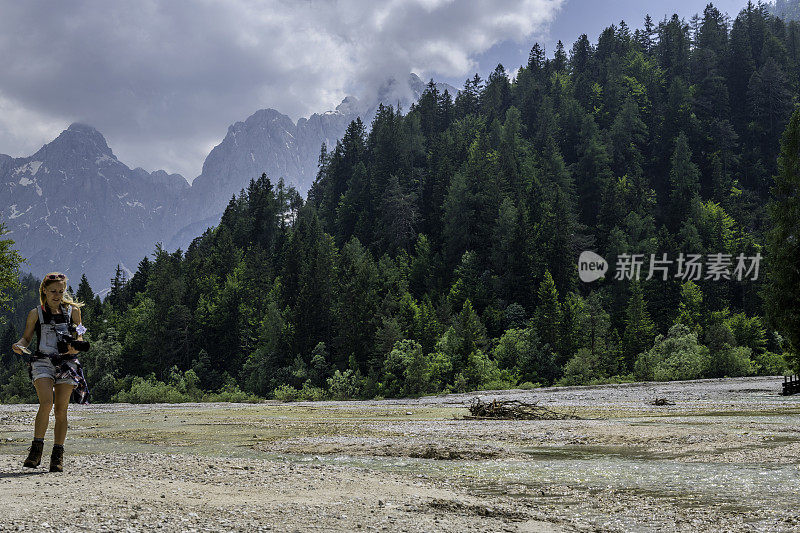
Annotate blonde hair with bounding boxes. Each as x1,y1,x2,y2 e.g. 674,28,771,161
39,272,85,309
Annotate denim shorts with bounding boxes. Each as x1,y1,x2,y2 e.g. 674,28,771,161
31,357,78,386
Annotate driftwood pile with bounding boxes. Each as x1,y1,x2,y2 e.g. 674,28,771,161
651,398,675,406
465,398,581,420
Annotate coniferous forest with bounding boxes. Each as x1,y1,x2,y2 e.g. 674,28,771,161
1,2,799,403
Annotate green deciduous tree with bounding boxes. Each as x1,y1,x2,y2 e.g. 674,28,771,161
0,224,22,320
634,323,711,381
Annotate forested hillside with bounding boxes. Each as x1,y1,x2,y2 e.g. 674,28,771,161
1,2,797,403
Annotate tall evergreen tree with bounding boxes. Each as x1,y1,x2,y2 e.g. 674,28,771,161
622,281,656,371
534,271,563,366
334,238,380,373
766,108,800,369
669,132,702,231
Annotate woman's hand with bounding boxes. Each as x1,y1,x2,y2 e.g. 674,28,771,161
17,310,37,357
12,342,30,355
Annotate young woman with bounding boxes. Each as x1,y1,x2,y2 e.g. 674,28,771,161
11,272,89,472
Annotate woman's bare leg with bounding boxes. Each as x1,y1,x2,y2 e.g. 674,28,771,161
53,383,75,445
33,378,54,439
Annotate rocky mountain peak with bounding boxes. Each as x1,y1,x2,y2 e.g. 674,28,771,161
335,96,361,115
33,122,115,163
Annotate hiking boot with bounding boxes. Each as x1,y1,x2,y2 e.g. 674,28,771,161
23,440,44,468
49,445,64,472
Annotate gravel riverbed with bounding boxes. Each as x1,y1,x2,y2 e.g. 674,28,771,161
1,376,799,532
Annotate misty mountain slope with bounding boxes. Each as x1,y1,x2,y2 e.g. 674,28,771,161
2,74,455,289
166,73,456,251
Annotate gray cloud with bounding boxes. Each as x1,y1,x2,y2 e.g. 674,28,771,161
0,0,563,181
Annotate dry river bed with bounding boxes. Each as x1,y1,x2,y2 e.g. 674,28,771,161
1,376,799,532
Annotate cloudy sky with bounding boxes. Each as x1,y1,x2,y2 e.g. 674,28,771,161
0,0,749,182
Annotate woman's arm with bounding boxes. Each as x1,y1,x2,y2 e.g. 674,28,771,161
12,308,38,354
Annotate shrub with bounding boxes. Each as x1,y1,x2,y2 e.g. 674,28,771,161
205,385,259,403
461,349,509,390
90,373,119,403
752,351,790,375
298,381,326,401
382,340,432,397
702,323,755,378
272,384,300,402
451,372,468,393
557,348,608,386
634,324,710,381
493,327,555,384
725,312,767,356
166,366,203,400
0,362,37,403
112,374,188,403
425,351,453,393
326,369,362,400
708,345,753,378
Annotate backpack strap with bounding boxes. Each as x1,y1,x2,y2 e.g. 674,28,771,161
37,305,45,326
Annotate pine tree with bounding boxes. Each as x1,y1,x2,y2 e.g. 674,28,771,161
529,136,583,293
609,96,647,180
552,41,568,73
643,14,657,55
766,108,800,369
454,74,482,118
534,271,562,363
491,197,530,307
622,281,656,371
443,138,501,271
482,64,512,124
698,4,729,59
573,114,612,227
658,14,691,79
285,207,338,364
747,58,793,187
580,291,614,370
75,274,93,307
527,43,546,77
728,14,757,132
452,299,489,372
677,281,705,336
334,238,380,373
377,175,418,254
107,265,127,312
321,119,367,231
669,132,701,231
415,79,440,145
570,34,595,108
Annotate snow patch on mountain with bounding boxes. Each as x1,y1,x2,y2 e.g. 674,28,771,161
14,161,43,176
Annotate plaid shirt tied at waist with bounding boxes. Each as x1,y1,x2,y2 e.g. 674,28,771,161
29,352,91,404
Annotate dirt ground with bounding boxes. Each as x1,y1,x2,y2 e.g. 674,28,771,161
1,376,799,532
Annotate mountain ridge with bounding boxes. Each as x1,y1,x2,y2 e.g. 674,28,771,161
1,74,457,290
